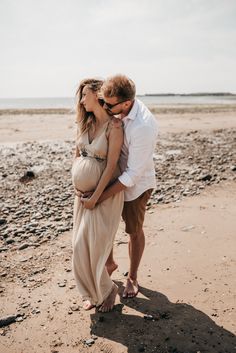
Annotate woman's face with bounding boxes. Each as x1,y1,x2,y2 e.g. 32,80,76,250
80,85,97,112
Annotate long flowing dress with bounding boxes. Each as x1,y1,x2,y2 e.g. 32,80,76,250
71,121,124,306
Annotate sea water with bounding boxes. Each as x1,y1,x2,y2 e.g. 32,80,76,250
0,95,236,109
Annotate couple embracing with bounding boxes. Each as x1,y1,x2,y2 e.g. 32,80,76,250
72,74,158,313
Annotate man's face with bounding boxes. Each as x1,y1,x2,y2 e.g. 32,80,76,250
102,96,128,116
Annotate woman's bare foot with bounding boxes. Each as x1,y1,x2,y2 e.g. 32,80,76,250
122,278,139,298
98,284,118,312
106,262,118,276
83,300,95,311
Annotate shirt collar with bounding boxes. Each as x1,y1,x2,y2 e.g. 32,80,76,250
123,99,138,123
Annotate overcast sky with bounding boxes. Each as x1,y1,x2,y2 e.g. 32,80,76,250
0,0,236,97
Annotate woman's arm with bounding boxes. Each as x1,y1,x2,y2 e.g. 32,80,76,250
81,120,123,209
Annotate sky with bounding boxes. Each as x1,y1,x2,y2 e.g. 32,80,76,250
0,0,236,98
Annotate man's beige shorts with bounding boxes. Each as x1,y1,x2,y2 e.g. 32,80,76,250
122,189,153,234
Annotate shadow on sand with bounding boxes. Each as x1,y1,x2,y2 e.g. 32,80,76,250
90,283,235,353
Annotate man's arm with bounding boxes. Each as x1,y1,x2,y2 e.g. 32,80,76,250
97,125,156,204
97,180,126,204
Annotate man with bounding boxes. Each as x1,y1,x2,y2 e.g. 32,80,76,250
97,74,158,298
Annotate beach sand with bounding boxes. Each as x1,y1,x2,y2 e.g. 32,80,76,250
0,106,236,353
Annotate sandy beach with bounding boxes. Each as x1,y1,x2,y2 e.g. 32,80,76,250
0,105,236,353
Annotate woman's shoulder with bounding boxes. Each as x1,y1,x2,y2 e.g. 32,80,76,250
106,117,123,140
109,116,123,129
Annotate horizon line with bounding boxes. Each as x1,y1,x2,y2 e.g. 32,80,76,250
0,92,236,99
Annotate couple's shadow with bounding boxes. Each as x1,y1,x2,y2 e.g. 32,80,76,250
90,283,235,353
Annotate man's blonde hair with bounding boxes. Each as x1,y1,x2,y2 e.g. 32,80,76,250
102,74,136,101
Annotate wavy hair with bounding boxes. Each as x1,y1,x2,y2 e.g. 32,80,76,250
101,74,136,101
76,78,104,134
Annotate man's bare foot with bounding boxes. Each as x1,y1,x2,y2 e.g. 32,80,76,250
98,284,118,312
106,262,118,276
122,278,139,298
83,300,95,311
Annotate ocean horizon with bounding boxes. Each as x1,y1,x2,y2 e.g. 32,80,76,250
0,94,236,109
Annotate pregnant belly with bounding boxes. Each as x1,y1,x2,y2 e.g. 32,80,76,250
72,157,104,192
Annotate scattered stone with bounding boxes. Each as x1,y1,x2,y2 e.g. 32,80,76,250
0,219,7,225
58,283,66,288
181,225,195,232
15,316,24,322
0,314,22,327
0,272,7,277
144,314,154,320
18,243,30,250
19,170,36,183
5,238,15,244
198,174,212,181
85,338,95,346
0,129,235,253
70,305,80,312
0,247,8,253
91,335,98,340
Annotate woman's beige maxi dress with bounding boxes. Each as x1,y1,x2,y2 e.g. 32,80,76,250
71,121,124,307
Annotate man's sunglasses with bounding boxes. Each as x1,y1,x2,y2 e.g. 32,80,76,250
98,98,128,110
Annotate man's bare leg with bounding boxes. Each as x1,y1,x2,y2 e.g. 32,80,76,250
105,249,118,276
123,229,145,298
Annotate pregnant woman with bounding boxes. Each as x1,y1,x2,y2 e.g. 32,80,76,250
72,78,124,312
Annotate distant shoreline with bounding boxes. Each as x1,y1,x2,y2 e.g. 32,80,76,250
141,92,236,97
0,93,236,100
1,94,236,111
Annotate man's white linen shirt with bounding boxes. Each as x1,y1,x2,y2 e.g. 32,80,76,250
118,99,158,201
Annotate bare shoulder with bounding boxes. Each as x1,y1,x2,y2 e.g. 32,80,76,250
110,117,123,129
106,117,123,138
106,118,123,144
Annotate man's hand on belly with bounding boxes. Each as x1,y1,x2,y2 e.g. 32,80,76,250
81,195,96,210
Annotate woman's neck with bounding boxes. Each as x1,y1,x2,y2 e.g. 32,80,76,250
93,106,110,126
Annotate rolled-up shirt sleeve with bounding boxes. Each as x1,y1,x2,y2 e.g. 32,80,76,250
118,125,156,188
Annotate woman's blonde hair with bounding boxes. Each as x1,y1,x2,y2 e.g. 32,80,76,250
76,78,104,134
